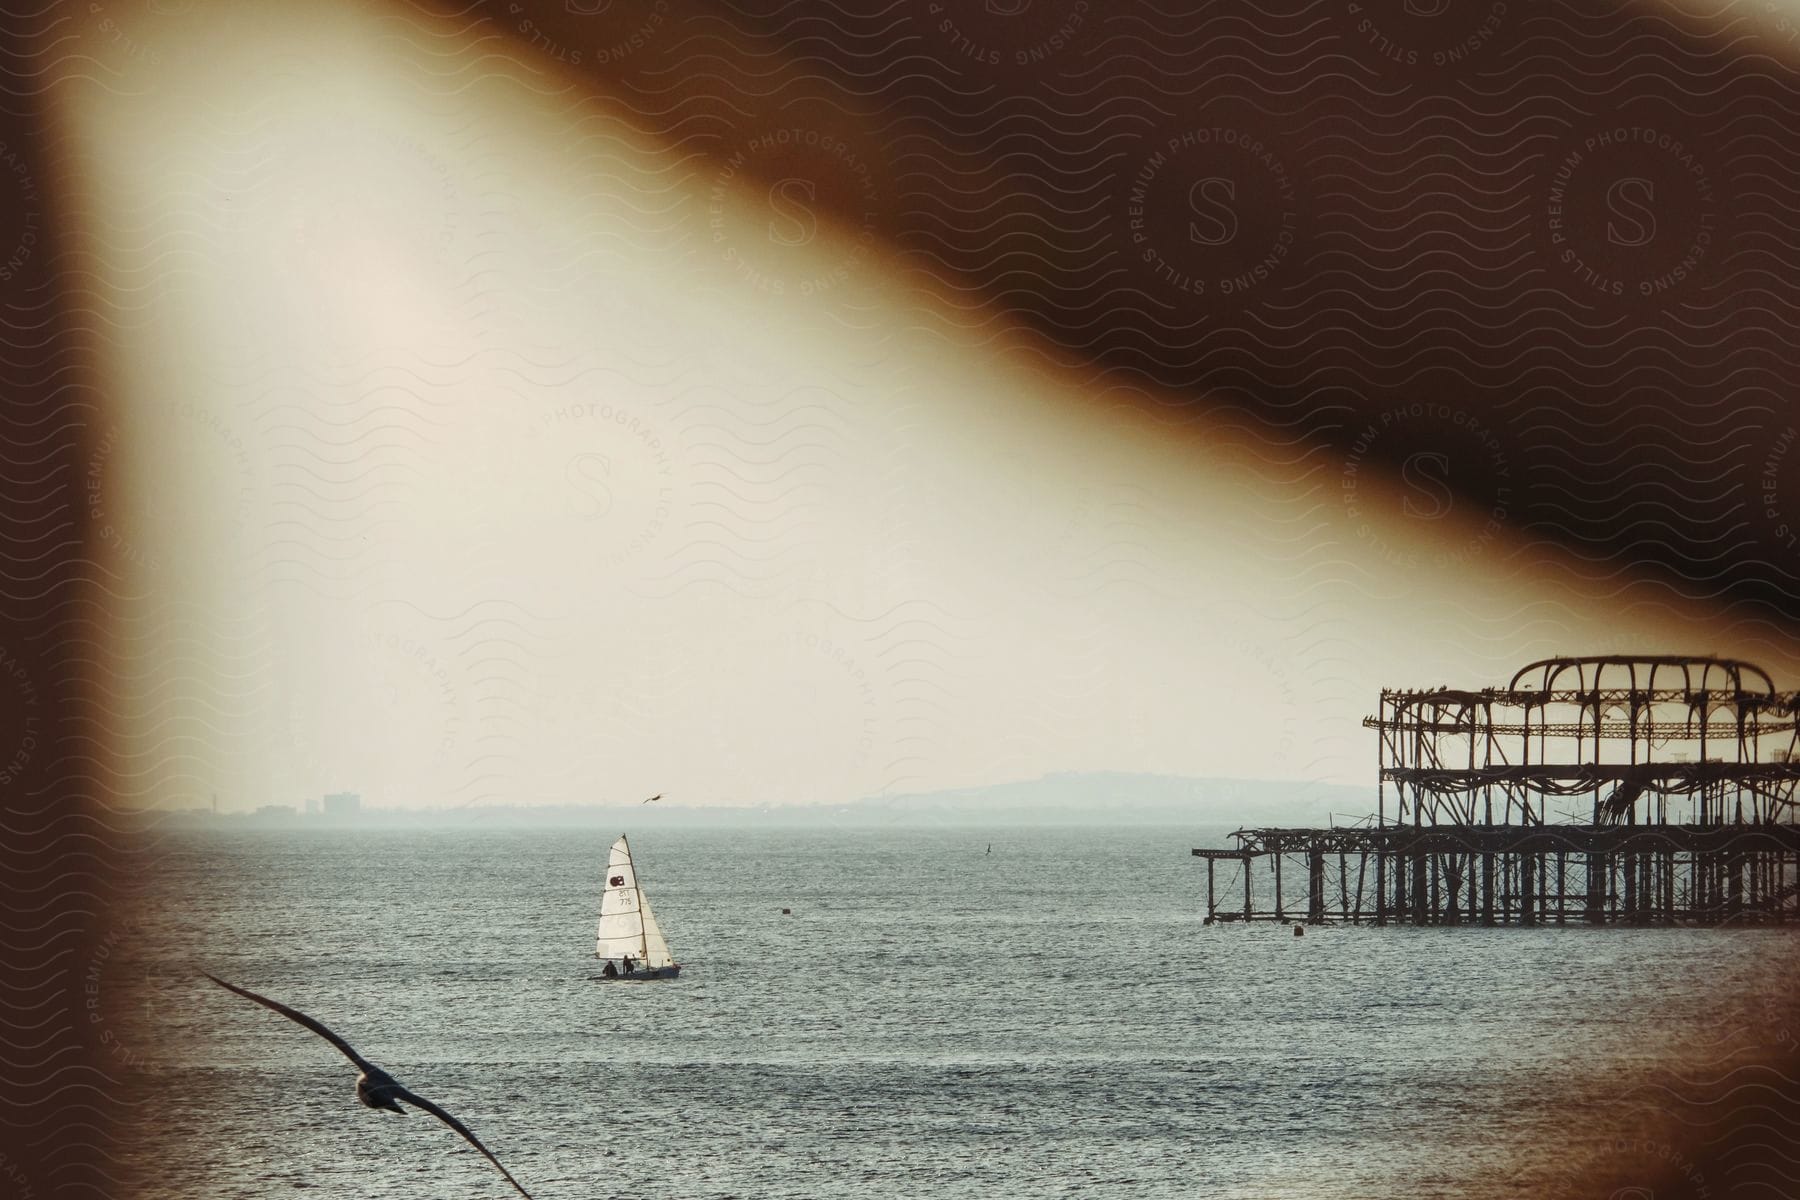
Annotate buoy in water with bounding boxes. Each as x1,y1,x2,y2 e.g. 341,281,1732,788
1293,924,1305,937
781,907,792,915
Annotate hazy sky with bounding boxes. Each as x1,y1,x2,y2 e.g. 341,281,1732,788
57,0,1800,810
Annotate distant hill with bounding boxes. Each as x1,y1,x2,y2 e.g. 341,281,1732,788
842,772,1372,827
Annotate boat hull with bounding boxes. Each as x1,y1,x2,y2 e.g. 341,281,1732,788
594,963,681,981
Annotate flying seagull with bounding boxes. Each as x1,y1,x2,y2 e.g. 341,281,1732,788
202,972,534,1198
642,793,662,804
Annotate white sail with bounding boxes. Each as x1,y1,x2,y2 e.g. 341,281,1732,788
595,834,676,969
638,891,674,968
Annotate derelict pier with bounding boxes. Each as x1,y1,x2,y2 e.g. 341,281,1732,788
1194,656,1800,925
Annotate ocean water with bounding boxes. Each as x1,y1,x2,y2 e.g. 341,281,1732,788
109,825,1798,1199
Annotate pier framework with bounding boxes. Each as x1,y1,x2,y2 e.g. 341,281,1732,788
1195,657,1800,925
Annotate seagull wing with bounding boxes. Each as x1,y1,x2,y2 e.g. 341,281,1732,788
642,793,661,803
202,972,374,1073
391,1083,534,1199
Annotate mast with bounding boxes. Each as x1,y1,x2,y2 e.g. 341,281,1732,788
628,835,650,962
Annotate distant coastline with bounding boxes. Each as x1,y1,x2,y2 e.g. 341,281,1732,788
122,771,1370,830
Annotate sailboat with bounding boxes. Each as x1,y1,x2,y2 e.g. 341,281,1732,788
595,834,680,980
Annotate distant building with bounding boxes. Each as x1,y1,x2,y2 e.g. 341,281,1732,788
322,791,361,816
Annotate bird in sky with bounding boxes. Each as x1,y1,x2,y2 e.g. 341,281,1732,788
642,793,662,804
202,972,534,1198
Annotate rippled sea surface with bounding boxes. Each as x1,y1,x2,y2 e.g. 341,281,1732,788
113,825,1798,1199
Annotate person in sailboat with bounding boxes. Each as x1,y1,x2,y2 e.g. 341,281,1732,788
601,960,618,979
620,954,636,976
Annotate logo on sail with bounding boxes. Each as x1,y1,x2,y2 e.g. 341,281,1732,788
609,874,625,887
